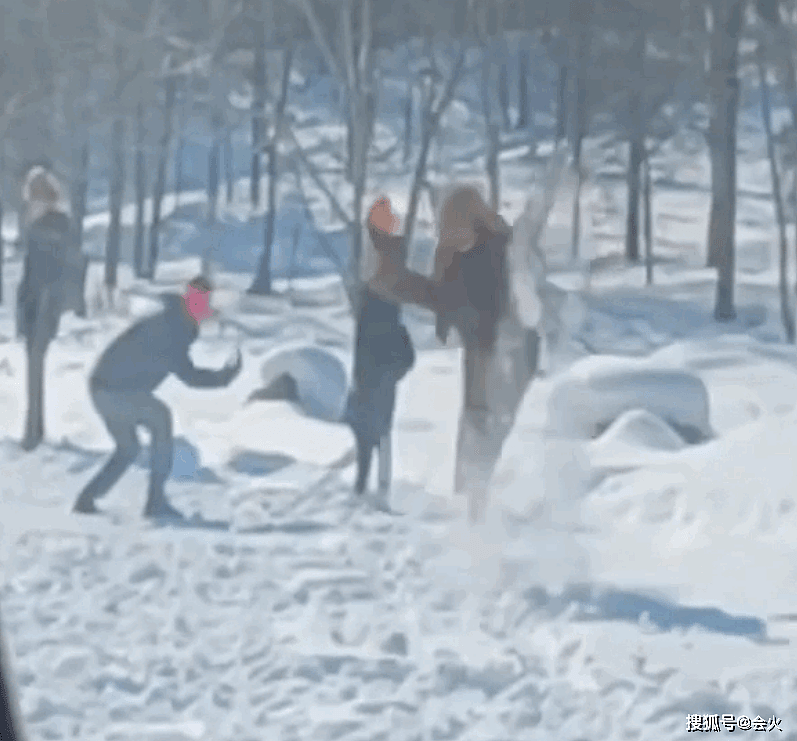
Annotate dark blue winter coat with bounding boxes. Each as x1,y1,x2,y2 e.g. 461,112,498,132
344,289,415,445
90,294,236,393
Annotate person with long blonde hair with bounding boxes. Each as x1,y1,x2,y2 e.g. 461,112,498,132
433,185,512,413
17,166,74,450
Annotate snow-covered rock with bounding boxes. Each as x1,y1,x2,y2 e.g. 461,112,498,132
546,355,712,442
258,343,350,423
593,408,687,453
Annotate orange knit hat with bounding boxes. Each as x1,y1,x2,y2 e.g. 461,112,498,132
368,196,400,235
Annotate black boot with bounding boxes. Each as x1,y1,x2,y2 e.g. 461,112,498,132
72,494,99,514
143,486,184,520
354,434,374,495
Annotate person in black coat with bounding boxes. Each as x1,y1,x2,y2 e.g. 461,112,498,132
17,167,78,451
73,276,242,520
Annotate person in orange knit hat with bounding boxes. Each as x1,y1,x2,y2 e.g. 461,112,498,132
344,196,465,503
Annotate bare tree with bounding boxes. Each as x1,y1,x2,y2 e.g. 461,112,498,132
224,125,235,203
757,36,794,340
753,0,797,309
568,0,592,260
250,42,295,295
297,0,378,304
250,2,266,208
479,1,504,212
97,0,168,293
133,96,148,277
145,71,177,278
517,46,530,130
625,25,646,263
707,0,744,321
400,47,468,264
105,64,127,293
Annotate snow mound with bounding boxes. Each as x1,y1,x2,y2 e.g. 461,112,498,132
546,355,711,442
258,343,350,423
594,408,687,452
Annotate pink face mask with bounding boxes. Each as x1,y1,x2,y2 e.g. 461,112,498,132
184,286,213,322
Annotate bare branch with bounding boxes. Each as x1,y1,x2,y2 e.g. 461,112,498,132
295,0,344,84
291,163,358,309
284,127,353,227
357,0,373,86
341,0,359,97
402,42,469,254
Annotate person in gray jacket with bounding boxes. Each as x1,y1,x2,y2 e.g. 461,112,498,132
73,276,242,520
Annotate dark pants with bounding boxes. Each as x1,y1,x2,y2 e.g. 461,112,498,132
74,386,173,514
346,376,397,494
353,431,391,494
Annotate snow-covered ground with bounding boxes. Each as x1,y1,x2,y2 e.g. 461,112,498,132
4,44,797,741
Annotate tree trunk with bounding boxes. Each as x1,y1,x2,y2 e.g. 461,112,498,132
403,47,468,265
517,48,530,130
72,139,90,316
0,145,4,305
758,48,794,341
625,133,643,263
570,25,590,260
250,19,266,208
0,196,4,306
644,152,654,285
146,76,176,280
104,116,126,291
708,0,743,321
250,45,294,296
571,163,583,261
133,100,147,278
208,109,223,225
403,79,413,164
556,63,567,141
487,122,500,212
174,81,187,208
483,42,501,218
224,127,234,204
625,27,646,263
765,15,797,304
499,62,511,130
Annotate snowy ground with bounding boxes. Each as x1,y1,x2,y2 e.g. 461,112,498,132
4,50,797,740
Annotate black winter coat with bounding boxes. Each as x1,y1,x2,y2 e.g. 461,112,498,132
344,289,415,444
17,211,72,343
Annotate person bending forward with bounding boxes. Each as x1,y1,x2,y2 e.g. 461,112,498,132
73,277,242,519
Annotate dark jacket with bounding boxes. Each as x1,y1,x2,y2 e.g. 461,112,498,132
437,223,510,350
345,289,415,444
90,294,235,393
353,290,415,390
17,211,72,343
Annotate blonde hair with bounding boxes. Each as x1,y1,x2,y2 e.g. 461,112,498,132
22,166,70,225
435,184,499,280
